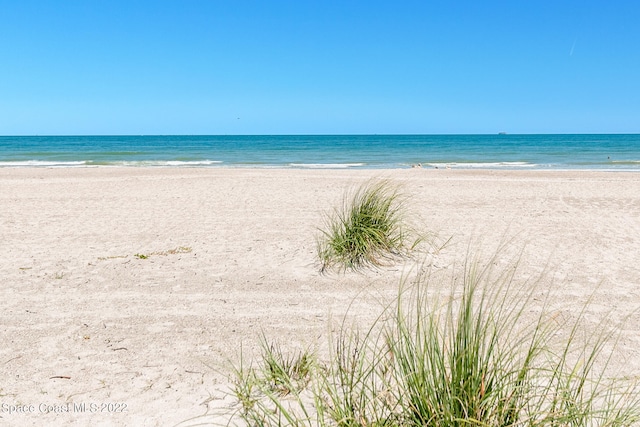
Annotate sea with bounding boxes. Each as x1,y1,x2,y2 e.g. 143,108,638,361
1,134,640,170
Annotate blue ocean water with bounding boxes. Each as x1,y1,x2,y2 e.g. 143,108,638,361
1,134,639,170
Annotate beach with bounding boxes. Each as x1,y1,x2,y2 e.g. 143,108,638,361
1,167,639,426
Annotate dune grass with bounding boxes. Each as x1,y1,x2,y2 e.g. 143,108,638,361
317,179,421,273
227,258,640,426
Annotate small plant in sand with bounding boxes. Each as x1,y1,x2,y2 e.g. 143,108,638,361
226,257,640,426
317,179,420,272
230,339,315,422
260,343,314,397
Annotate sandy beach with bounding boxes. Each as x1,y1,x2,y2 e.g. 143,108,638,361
1,167,639,426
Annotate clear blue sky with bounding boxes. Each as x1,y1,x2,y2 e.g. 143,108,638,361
1,1,638,135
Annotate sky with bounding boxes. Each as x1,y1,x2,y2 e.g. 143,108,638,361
1,1,639,135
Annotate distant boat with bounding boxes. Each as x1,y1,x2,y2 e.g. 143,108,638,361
498,132,507,135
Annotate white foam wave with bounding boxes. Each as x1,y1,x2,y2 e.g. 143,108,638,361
159,160,222,166
0,160,89,167
109,160,223,167
425,161,537,169
0,159,226,168
288,163,365,169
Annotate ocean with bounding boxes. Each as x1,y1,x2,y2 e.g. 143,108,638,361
1,134,639,170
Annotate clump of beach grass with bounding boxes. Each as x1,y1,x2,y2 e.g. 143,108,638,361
229,338,316,424
317,179,421,272
226,256,640,426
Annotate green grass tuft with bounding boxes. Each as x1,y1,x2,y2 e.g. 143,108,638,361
227,257,640,426
317,179,419,272
229,339,316,425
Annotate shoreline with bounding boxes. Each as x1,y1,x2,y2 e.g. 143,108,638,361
3,134,640,172
1,167,639,426
3,165,640,172
2,164,640,172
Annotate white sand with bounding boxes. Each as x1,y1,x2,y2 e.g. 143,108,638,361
1,168,639,426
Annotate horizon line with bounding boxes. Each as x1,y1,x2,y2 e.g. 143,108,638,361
2,132,640,137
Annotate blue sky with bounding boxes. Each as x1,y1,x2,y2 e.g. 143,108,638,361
1,1,638,135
